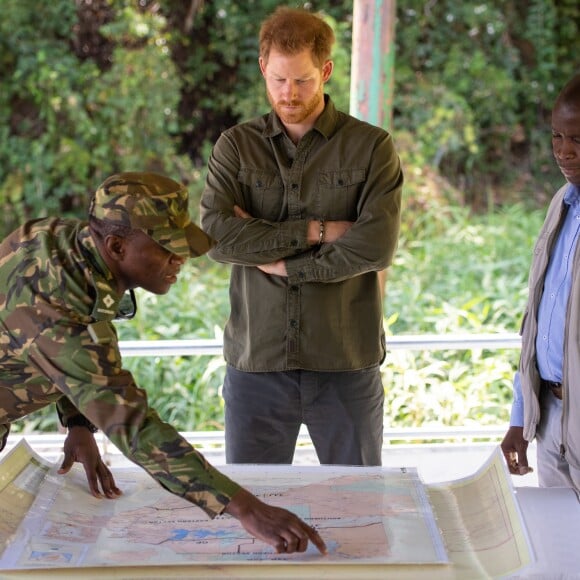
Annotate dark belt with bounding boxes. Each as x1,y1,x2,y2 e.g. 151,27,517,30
541,379,563,400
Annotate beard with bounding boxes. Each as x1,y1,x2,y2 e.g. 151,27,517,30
268,83,324,125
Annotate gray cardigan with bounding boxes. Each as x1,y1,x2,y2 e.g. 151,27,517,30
520,183,580,470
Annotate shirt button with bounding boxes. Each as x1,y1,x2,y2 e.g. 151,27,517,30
291,183,298,189
255,180,262,187
299,271,305,279
290,285,299,292
290,319,298,328
290,239,298,246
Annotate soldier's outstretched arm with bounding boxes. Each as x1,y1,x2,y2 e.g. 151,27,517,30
224,488,327,555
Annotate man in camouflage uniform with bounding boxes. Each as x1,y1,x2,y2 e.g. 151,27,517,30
0,172,326,555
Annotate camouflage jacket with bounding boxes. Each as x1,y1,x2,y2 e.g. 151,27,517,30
0,218,240,517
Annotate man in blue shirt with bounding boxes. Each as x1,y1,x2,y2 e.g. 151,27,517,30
501,74,580,491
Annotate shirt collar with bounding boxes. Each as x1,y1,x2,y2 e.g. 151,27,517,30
563,183,580,207
78,225,137,321
313,95,338,139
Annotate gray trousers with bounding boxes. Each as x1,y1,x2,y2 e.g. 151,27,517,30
223,365,384,466
536,388,580,491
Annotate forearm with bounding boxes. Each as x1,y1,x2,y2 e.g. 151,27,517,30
205,215,313,266
509,372,524,427
73,384,241,517
285,139,402,284
72,378,241,518
201,135,321,265
285,203,401,285
33,337,241,518
113,411,241,518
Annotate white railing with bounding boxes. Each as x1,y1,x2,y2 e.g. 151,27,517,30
7,333,522,464
118,332,521,357
5,424,510,468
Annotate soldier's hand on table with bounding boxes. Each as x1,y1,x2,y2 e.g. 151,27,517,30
59,426,122,499
501,426,533,475
225,488,327,555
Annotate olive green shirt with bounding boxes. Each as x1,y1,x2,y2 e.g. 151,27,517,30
0,218,240,517
201,96,403,371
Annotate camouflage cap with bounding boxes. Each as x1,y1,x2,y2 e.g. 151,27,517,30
89,172,213,259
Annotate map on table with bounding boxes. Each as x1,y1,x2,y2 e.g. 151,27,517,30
0,440,448,569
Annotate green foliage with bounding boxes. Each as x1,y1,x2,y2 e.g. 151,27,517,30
381,186,546,429
394,0,578,200
0,0,193,234
2,0,578,235
384,347,517,429
322,12,352,114
390,202,543,334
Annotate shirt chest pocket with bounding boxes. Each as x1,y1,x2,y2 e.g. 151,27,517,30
318,169,366,220
237,169,285,221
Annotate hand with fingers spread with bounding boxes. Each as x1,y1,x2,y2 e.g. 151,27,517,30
58,426,122,499
225,488,327,555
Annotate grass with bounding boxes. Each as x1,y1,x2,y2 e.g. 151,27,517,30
382,201,545,431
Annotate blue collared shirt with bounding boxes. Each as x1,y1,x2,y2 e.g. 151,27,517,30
511,184,580,425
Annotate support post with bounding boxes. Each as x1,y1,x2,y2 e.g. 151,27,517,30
349,0,397,299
